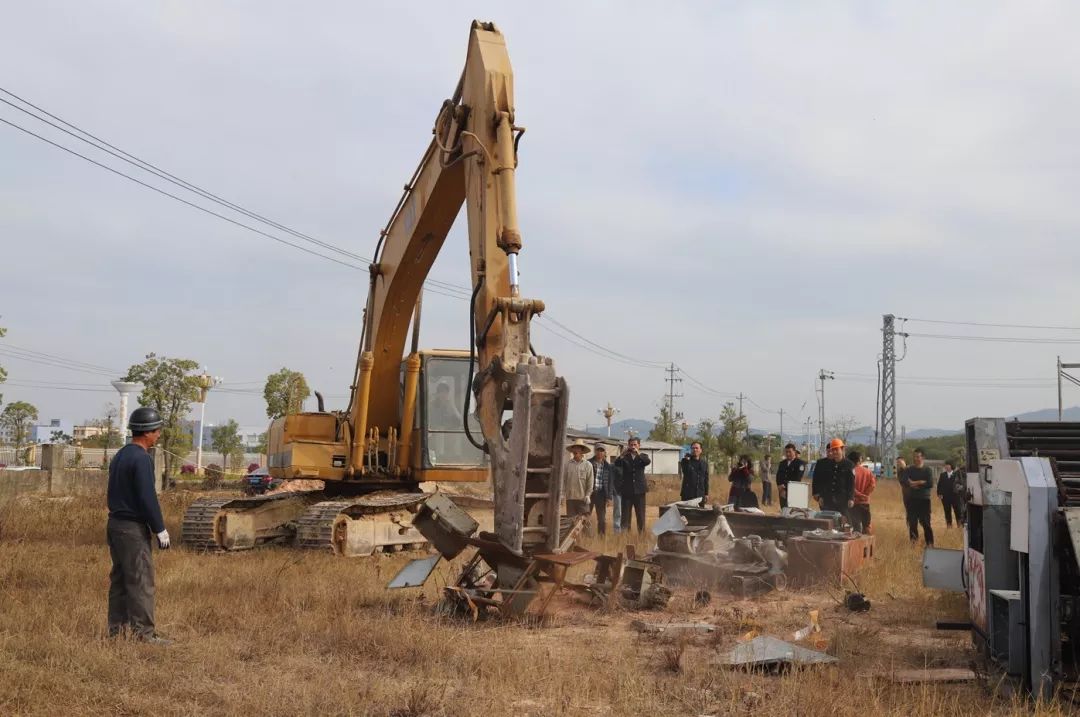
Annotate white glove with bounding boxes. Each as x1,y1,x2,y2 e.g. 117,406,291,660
156,530,171,549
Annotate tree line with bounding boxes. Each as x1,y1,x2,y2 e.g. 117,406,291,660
0,338,313,475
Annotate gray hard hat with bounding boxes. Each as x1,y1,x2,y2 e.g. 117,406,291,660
128,406,164,432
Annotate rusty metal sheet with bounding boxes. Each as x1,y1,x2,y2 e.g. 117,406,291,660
532,550,600,567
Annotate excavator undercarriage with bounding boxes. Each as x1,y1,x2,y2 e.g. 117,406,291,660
181,491,429,557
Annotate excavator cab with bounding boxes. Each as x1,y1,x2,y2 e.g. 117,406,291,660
413,350,488,475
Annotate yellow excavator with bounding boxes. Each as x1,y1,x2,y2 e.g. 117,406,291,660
182,20,568,559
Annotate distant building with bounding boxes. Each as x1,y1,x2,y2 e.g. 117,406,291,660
73,424,106,441
565,428,681,475
31,418,75,444
185,420,267,452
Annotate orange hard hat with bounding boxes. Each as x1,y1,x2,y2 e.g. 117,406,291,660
827,438,845,450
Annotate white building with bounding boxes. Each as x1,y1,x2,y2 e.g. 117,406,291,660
31,418,75,444
565,429,681,475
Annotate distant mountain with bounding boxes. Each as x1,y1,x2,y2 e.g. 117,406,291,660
1006,406,1080,422
578,407,1080,445
579,418,655,439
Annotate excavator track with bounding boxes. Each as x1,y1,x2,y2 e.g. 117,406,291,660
180,492,316,551
295,492,430,556
181,497,235,550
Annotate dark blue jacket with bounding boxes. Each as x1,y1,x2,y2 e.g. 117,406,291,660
679,456,710,501
614,451,651,496
107,444,165,533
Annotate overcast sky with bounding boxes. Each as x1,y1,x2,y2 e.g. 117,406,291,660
2,2,1079,437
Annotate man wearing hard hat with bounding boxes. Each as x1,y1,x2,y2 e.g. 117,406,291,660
105,407,171,644
811,438,856,519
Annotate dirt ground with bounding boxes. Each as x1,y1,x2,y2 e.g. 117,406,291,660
0,480,1072,716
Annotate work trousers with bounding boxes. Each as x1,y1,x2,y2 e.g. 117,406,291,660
621,493,647,534
820,496,849,520
906,497,934,546
590,492,608,535
761,480,773,506
940,496,964,527
565,499,590,518
106,517,156,638
778,483,789,509
849,504,871,533
611,487,622,533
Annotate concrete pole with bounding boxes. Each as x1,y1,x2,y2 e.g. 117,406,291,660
193,370,222,475
111,381,141,446
195,399,207,474
1059,356,1063,422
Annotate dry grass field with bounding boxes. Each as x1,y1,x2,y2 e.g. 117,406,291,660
0,479,1073,716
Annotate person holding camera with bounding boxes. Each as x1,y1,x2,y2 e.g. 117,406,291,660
615,436,650,533
727,454,758,508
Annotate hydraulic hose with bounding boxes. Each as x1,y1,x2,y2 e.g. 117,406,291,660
464,278,488,452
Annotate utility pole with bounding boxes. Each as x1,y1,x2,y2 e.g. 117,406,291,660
804,416,812,459
817,370,834,449
597,403,619,437
735,392,747,444
874,355,882,460
664,363,683,430
880,314,898,478
1057,357,1080,421
778,408,784,445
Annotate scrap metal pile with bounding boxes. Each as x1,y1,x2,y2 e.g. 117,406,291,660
391,492,674,618
389,494,876,619
645,500,875,597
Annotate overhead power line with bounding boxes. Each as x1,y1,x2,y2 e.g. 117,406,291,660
0,115,367,270
899,316,1080,331
0,89,758,398
0,88,370,265
907,332,1080,345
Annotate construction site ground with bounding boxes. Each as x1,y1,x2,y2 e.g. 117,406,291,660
0,480,1072,716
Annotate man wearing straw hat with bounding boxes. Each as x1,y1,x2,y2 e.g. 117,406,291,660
562,439,595,518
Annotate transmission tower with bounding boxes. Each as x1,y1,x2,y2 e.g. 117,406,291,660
880,314,897,478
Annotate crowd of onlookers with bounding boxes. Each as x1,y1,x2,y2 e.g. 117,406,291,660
562,434,966,544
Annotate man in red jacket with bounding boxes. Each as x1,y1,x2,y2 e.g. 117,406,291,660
847,449,876,533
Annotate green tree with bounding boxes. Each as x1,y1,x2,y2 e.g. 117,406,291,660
897,433,965,464
263,368,311,419
825,415,861,445
82,404,121,453
124,353,201,479
1,401,38,463
648,402,681,444
254,431,268,457
694,418,720,467
717,401,748,470
49,430,74,444
211,419,244,472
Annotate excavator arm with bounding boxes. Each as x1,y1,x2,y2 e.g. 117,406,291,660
348,21,568,553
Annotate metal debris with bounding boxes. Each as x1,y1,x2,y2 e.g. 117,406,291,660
889,668,977,684
720,636,838,669
632,620,716,636
651,506,689,536
387,555,442,589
